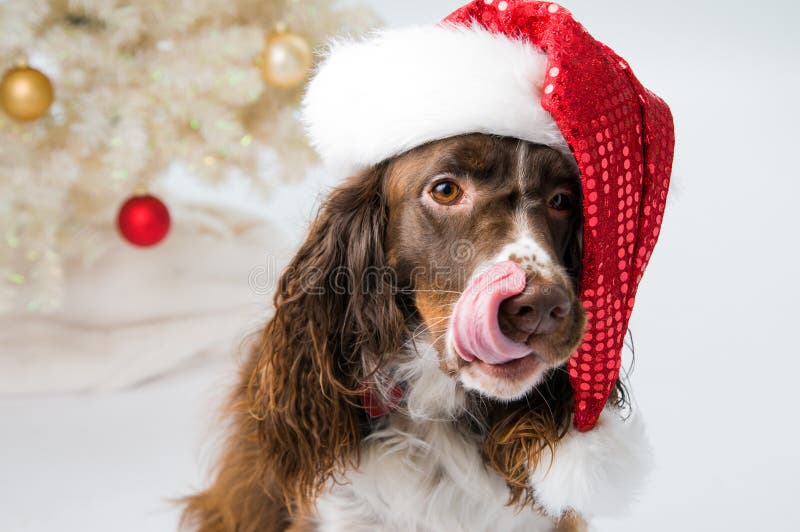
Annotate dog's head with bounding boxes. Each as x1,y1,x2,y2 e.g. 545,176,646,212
248,133,594,509
384,134,585,401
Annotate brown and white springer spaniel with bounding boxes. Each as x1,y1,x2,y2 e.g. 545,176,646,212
181,134,631,531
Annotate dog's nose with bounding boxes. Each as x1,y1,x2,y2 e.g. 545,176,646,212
499,285,571,339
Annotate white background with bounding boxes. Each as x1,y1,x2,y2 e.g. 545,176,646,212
3,1,799,530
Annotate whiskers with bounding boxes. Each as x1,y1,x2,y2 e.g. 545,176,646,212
396,288,464,296
410,315,450,344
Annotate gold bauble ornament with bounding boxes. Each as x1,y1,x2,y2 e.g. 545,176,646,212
260,28,313,89
0,65,54,121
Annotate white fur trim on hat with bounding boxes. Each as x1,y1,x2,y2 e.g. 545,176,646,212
530,407,654,518
302,24,568,176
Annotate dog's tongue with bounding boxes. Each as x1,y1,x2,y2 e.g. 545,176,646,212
452,260,531,365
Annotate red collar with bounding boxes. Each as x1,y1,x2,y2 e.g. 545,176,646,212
360,384,403,418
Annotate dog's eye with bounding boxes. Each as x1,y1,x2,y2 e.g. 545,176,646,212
431,180,463,205
548,192,574,212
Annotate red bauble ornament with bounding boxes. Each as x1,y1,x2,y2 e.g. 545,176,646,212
117,194,171,247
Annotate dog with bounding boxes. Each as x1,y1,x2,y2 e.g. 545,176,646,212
182,1,674,529
181,134,626,531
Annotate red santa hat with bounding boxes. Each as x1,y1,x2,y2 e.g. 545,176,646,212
302,0,674,433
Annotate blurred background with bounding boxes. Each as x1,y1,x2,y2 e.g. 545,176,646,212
1,0,798,530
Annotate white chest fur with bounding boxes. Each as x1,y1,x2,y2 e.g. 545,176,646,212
313,417,555,532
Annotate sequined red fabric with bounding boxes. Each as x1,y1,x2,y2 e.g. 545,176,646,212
445,1,674,431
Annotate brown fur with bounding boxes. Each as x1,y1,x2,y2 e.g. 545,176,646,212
182,135,626,530
182,164,406,529
557,512,589,532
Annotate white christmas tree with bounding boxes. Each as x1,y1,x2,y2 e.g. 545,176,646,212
0,0,379,313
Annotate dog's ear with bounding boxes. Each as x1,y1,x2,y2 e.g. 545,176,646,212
247,162,405,511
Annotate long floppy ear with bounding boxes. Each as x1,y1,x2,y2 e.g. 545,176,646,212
248,162,406,511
